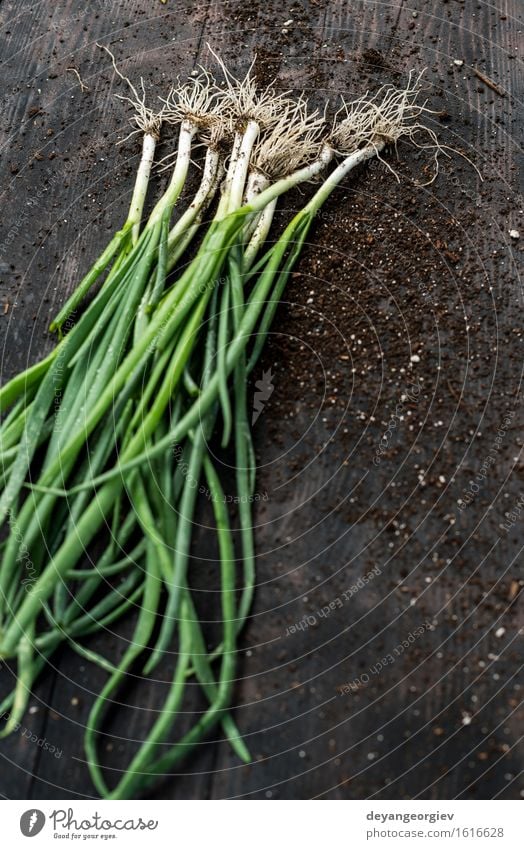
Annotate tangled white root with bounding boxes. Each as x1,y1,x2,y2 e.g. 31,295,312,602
98,44,165,140
157,72,230,171
208,45,293,130
331,71,453,183
199,116,231,149
160,72,230,169
99,43,477,189
251,96,326,178
161,69,226,129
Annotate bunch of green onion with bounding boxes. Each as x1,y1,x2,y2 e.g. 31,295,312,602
0,54,445,798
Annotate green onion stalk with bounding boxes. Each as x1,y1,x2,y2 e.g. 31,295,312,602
0,60,448,796
0,71,228,729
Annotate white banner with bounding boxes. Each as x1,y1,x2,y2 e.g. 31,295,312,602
0,800,522,848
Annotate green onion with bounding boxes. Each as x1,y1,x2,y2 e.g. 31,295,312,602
0,57,453,797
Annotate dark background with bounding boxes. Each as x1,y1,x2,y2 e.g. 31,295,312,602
0,0,522,799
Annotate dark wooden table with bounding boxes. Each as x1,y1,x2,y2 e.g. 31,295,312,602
0,0,522,800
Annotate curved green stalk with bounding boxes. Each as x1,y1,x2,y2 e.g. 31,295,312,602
109,450,239,796
106,603,192,800
84,543,162,798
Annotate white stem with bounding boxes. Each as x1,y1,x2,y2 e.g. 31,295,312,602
242,170,270,242
304,142,385,214
216,132,243,219
244,197,277,270
244,170,270,203
248,144,334,215
227,119,260,213
148,120,197,227
127,133,157,243
167,148,221,253
167,152,223,271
